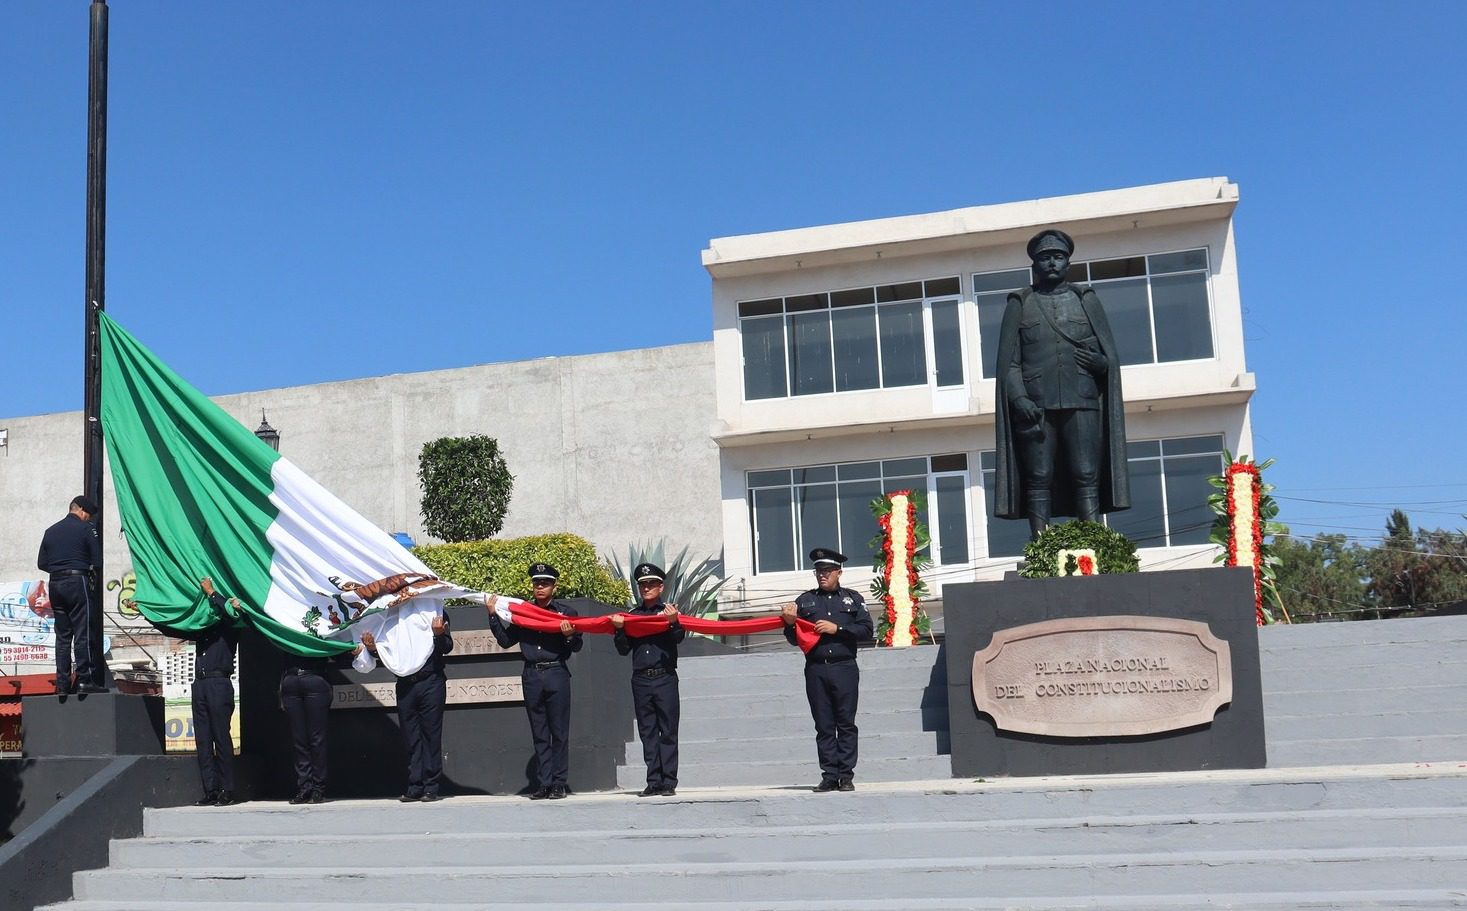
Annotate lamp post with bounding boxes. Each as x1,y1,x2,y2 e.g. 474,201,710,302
254,412,280,452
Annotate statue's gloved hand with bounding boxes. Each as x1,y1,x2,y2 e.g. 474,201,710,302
1074,346,1107,375
1014,397,1044,426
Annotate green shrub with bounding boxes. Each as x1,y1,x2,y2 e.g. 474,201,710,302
415,532,629,604
418,435,514,543
1019,521,1140,578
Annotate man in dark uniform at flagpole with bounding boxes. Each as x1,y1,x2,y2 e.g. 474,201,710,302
612,563,684,797
487,563,583,800
361,612,453,802
782,548,873,792
37,495,107,694
193,577,243,806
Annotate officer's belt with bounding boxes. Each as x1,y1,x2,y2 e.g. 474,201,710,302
806,656,856,665
51,569,91,577
526,660,566,670
398,666,442,685
195,669,231,679
634,667,673,678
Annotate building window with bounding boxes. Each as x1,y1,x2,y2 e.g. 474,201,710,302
973,248,1214,378
739,277,963,401
978,434,1225,557
747,454,970,574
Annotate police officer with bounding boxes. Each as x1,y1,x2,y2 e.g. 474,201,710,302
782,548,873,792
487,563,583,800
361,612,453,802
612,563,683,797
280,654,333,804
193,577,243,806
37,495,106,694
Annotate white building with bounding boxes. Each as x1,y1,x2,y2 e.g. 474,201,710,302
706,177,1253,612
1,177,1253,628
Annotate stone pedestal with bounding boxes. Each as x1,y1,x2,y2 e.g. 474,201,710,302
20,692,166,757
943,567,1265,778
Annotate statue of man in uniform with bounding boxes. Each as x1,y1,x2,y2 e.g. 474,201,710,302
993,228,1130,540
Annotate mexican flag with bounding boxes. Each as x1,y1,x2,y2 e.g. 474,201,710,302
100,313,468,676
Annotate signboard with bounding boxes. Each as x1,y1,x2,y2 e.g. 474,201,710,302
332,675,523,709
972,615,1232,738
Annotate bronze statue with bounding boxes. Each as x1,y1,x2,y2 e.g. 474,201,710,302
993,229,1129,540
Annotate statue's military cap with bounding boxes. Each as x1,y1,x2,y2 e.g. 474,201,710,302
634,562,666,583
529,562,559,581
809,548,848,567
1026,228,1075,260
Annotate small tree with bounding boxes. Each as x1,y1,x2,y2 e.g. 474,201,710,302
418,435,514,543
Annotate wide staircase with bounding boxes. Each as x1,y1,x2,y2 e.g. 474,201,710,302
41,614,1467,910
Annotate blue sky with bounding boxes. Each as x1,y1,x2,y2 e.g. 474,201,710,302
4,2,1465,542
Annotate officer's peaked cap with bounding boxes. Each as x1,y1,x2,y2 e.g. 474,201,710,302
529,562,559,581
634,563,666,583
809,548,848,567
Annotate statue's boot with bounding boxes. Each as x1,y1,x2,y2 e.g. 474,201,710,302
1076,487,1101,524
1026,493,1051,540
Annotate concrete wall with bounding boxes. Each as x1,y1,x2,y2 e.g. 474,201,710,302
0,341,722,583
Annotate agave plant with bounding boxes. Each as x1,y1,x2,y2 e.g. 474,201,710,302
608,539,728,618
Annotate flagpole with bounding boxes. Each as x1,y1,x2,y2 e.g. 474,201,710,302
84,0,109,573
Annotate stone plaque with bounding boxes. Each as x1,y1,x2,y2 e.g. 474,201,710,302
971,615,1231,737
449,629,520,657
332,675,523,710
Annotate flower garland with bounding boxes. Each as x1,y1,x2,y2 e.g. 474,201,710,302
1208,453,1287,625
868,490,932,647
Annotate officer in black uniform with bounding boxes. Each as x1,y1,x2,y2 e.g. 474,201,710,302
280,654,333,804
612,563,683,797
37,495,106,694
782,548,873,792
193,577,244,806
487,563,583,799
362,612,453,802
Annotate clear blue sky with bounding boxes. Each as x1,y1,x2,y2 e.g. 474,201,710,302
4,2,1465,542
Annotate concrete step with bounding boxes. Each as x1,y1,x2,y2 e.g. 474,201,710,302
1260,640,1467,672
140,767,1467,838
634,730,944,765
38,890,1467,910
676,707,945,740
677,664,944,697
1264,661,1467,693
1267,735,1467,767
1263,683,1467,714
1266,709,1467,740
616,754,930,788
678,686,945,717
70,847,1467,904
109,807,1467,869
1258,615,1467,649
680,645,943,672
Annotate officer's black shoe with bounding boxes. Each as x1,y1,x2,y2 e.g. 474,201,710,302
529,787,551,800
814,779,840,792
194,792,219,806
308,791,325,804
215,792,237,806
420,792,442,803
399,792,422,803
637,786,662,797
548,785,567,800
54,677,77,695
660,787,675,797
288,792,311,805
837,779,855,792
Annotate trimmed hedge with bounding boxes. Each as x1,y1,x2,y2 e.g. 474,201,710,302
414,532,630,604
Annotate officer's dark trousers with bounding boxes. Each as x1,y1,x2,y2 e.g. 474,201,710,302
50,575,105,689
523,664,572,789
805,660,860,782
281,671,331,796
192,675,235,794
397,671,447,796
631,671,679,789
1018,408,1102,493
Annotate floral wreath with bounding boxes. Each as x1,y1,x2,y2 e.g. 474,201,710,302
868,490,933,647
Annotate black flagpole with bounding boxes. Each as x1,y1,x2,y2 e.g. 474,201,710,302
84,0,109,575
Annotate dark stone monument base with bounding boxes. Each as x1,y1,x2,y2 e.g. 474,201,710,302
943,567,1265,778
20,692,166,757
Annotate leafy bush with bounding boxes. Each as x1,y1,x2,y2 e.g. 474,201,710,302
418,435,514,543
415,532,629,605
607,540,727,617
1019,521,1139,578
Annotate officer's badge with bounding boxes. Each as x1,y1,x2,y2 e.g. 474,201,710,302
842,596,853,605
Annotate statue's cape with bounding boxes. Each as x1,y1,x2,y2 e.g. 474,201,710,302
992,284,1130,520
